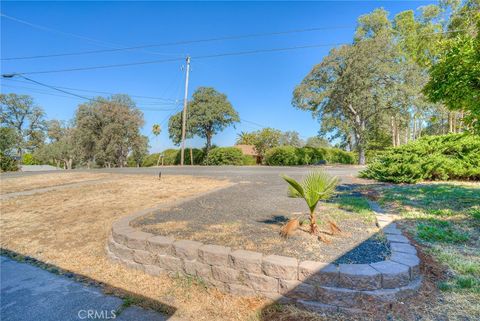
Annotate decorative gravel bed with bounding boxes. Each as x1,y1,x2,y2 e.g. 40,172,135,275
133,178,390,263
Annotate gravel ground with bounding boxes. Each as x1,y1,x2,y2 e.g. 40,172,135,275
132,166,390,263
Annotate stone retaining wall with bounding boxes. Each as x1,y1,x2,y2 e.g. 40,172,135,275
106,204,422,314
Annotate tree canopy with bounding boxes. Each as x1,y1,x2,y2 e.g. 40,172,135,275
168,87,239,153
0,93,46,156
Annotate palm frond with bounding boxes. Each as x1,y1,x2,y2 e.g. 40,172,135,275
282,171,338,212
281,174,304,198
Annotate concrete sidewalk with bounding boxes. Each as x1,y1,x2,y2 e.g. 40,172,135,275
0,256,171,321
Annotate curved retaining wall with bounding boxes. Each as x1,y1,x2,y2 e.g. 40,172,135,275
106,205,421,314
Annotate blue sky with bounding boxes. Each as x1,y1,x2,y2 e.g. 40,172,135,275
1,1,435,152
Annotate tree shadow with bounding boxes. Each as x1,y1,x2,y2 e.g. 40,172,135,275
381,183,480,213
257,215,290,225
0,248,177,320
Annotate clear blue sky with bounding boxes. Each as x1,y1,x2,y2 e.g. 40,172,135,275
1,1,435,152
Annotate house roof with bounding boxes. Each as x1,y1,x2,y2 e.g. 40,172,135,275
235,144,258,156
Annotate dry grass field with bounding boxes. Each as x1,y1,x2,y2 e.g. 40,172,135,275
0,173,270,321
0,172,112,194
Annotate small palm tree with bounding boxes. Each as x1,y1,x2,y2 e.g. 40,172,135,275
152,124,161,137
152,124,162,166
281,171,339,234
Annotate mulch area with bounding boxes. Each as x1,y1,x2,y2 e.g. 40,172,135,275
134,178,390,263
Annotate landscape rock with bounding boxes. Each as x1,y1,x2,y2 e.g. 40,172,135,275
173,240,203,260
229,250,263,274
370,260,410,288
198,244,231,266
339,264,382,290
242,272,278,292
262,255,298,280
147,235,174,255
298,261,338,286
279,279,316,299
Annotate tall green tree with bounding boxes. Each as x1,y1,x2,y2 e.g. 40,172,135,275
168,87,239,154
73,95,146,168
0,93,46,157
424,15,480,132
279,131,304,147
293,32,398,164
250,128,282,162
305,136,330,148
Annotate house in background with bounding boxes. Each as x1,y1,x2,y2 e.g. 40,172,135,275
234,144,261,164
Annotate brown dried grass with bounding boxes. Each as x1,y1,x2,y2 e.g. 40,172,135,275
0,174,267,321
0,172,112,194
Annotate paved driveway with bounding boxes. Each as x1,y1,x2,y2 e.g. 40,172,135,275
0,256,171,321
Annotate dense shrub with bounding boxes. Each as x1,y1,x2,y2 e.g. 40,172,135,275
264,146,354,166
141,148,205,166
204,147,244,165
22,153,41,165
1,153,18,172
265,146,298,165
175,148,205,165
360,134,480,183
326,148,356,164
242,155,257,165
296,147,328,165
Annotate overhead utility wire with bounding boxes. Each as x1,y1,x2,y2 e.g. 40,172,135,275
3,78,179,102
0,13,184,58
4,42,345,75
4,75,179,112
1,23,470,61
2,27,469,76
1,25,354,60
0,84,179,111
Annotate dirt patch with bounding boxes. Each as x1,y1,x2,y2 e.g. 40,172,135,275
0,174,269,321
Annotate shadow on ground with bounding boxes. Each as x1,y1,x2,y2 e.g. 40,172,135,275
0,248,176,321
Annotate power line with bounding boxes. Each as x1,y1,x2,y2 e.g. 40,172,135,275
3,78,179,102
1,75,180,112
0,84,178,112
0,13,184,58
1,25,355,61
4,42,346,75
3,26,470,76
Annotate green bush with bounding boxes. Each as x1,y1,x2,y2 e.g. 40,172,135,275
361,134,480,183
326,148,356,164
142,148,205,167
1,152,18,172
242,155,257,165
264,146,354,166
296,147,328,165
265,146,298,165
22,153,41,165
204,147,244,165
175,148,205,165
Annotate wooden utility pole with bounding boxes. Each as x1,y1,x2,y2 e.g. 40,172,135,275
180,56,191,166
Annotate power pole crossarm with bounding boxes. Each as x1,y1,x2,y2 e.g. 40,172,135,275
180,56,191,166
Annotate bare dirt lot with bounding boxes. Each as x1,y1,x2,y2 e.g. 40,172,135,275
0,173,270,321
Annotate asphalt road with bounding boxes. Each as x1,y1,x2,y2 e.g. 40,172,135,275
1,165,366,182
0,256,171,321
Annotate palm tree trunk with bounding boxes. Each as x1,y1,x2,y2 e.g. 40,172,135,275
309,210,318,234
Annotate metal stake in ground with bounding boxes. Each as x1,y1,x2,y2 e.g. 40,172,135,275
180,55,191,166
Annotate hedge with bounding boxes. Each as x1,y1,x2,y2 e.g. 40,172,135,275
141,148,205,167
326,148,356,164
360,134,480,183
204,147,244,165
1,152,18,172
264,146,355,166
22,153,41,165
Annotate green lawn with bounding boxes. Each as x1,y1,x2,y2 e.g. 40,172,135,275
378,183,480,294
